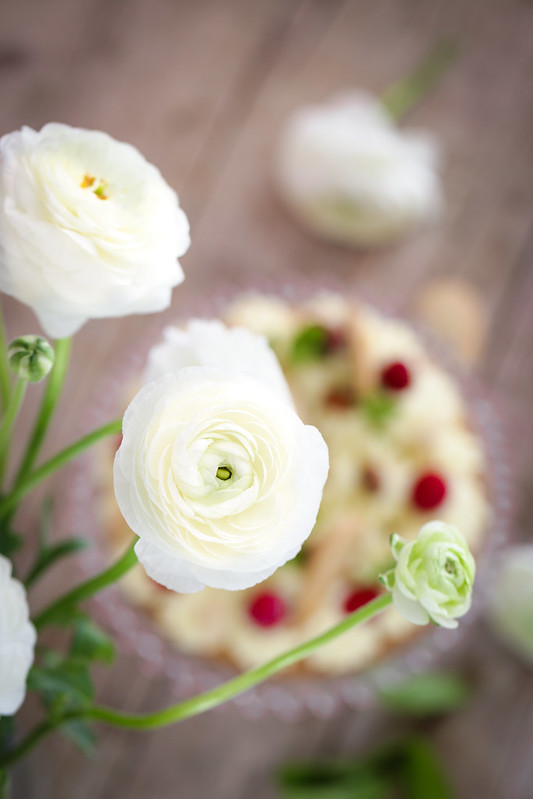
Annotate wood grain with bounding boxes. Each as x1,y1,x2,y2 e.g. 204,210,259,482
1,0,532,796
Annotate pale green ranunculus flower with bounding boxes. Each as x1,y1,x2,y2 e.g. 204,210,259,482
380,521,475,629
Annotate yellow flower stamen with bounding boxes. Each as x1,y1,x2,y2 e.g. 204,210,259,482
94,184,108,200
81,174,108,200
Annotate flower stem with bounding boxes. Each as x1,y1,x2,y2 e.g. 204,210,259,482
14,337,72,487
90,593,393,729
0,769,9,799
33,539,137,630
2,594,393,768
381,39,458,122
0,379,27,489
0,301,11,415
0,419,122,518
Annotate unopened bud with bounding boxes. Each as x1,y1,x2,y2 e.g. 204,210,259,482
8,335,55,382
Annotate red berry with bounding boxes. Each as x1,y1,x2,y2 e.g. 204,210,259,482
381,361,411,391
343,586,380,614
412,472,448,511
248,592,287,628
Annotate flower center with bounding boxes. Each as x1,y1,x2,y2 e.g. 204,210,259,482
80,174,108,200
444,557,458,577
216,465,232,481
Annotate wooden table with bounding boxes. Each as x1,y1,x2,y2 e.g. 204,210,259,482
1,0,533,796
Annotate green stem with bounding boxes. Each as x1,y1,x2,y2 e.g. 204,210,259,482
14,337,72,486
0,418,122,518
0,300,11,415
0,769,10,799
381,39,458,122
2,593,393,767
92,593,393,728
0,379,27,489
34,539,137,630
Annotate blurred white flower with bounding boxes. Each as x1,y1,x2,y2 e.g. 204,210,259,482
488,546,533,664
380,521,475,628
277,92,442,247
0,123,190,338
0,555,36,715
144,319,293,406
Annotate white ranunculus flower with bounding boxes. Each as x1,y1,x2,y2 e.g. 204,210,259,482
488,546,533,665
144,319,293,407
380,521,475,629
277,92,442,247
114,368,329,593
0,123,190,338
0,555,36,715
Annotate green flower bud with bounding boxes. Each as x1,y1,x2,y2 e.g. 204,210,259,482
379,521,475,629
8,335,55,382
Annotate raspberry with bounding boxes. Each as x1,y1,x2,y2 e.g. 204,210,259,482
248,592,287,628
343,586,380,614
412,472,447,511
381,361,411,391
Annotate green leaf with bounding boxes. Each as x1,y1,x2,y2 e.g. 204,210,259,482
379,672,470,716
0,717,14,754
280,781,386,799
25,537,89,588
71,618,115,665
290,325,329,364
278,738,454,799
0,769,11,799
38,496,54,549
361,393,397,429
61,719,98,758
279,761,391,799
0,518,22,558
28,655,94,714
24,496,89,587
400,738,454,799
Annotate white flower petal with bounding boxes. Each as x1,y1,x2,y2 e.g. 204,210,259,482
144,320,293,406
0,556,36,715
392,584,430,626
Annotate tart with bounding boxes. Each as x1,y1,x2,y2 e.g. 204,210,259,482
97,293,490,675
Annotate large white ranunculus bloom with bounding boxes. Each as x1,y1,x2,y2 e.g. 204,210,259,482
380,521,475,629
0,555,36,715
0,123,190,338
277,92,442,247
114,367,329,593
